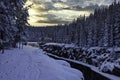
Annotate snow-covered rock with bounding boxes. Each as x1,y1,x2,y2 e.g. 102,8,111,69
100,62,115,73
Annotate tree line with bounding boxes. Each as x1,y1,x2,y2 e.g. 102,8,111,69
29,1,120,47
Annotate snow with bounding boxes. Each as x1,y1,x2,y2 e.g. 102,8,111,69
0,46,83,80
108,47,120,52
27,42,39,47
44,43,65,47
47,53,120,80
64,43,78,48
27,42,120,78
44,42,78,48
115,59,120,68
87,47,103,51
100,62,115,72
56,60,71,67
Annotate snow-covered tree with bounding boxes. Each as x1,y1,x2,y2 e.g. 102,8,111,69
0,0,28,48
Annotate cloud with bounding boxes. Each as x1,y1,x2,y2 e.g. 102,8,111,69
52,0,65,3
53,2,69,9
26,0,116,26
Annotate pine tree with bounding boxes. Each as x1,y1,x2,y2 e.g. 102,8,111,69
0,0,28,48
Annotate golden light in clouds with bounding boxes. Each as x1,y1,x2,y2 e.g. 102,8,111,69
53,3,69,9
25,0,92,26
29,22,58,26
25,0,33,6
24,0,115,26
48,10,90,21
26,0,50,26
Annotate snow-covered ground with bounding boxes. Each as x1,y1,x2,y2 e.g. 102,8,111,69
0,46,83,80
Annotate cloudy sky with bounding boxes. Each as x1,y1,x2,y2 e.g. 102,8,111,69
26,0,118,26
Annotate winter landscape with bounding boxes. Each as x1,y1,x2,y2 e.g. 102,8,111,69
0,0,120,80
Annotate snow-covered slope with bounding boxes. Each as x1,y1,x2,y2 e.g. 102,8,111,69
0,46,83,80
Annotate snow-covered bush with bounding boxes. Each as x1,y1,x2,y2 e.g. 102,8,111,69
99,62,114,74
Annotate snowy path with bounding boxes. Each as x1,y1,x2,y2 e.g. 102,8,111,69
0,46,83,80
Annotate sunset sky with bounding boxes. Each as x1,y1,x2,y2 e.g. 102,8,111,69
26,0,119,26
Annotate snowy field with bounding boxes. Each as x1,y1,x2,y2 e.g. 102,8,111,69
0,46,83,80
